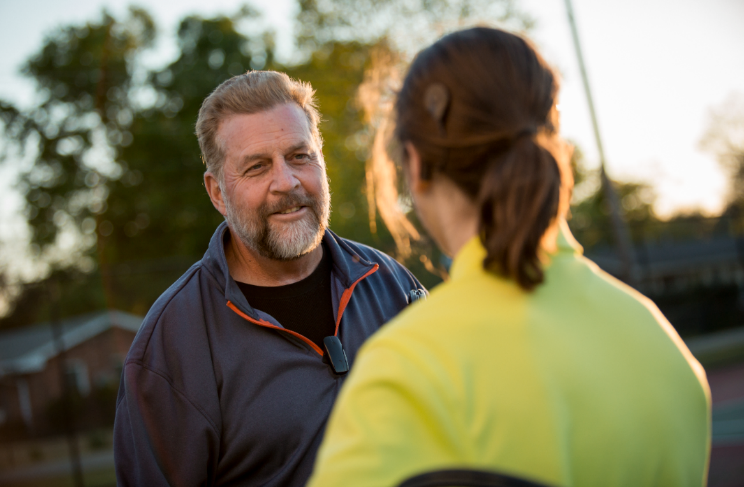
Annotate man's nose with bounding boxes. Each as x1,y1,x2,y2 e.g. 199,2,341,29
269,158,301,193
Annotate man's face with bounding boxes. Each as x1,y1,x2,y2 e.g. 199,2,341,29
213,103,330,261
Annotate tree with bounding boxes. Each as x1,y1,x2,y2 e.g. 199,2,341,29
700,92,744,223
568,145,657,251
0,8,155,251
0,8,157,324
296,0,533,55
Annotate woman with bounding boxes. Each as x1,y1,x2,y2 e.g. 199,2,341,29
308,27,710,487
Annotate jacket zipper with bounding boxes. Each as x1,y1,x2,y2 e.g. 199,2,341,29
333,265,378,336
226,263,379,357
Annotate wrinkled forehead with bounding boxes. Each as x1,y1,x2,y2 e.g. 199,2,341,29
217,103,321,158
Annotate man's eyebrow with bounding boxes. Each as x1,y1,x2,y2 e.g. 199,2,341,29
242,152,270,164
242,148,285,163
284,142,313,155
241,142,314,164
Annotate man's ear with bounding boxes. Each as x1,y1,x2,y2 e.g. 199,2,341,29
404,142,429,195
204,171,227,217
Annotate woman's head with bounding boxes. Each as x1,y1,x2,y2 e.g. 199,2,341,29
394,27,572,290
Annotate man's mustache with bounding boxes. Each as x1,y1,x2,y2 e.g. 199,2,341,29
260,192,320,218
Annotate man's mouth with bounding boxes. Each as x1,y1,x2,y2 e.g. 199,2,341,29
276,206,303,215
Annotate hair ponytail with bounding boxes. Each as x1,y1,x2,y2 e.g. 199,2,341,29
478,136,562,290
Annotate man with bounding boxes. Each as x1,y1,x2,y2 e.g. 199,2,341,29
113,71,425,486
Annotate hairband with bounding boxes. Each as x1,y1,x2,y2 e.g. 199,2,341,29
423,83,450,135
421,83,538,148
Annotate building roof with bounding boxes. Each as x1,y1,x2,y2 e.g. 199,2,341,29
0,310,143,377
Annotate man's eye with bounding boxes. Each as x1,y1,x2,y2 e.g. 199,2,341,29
294,152,317,162
246,163,265,172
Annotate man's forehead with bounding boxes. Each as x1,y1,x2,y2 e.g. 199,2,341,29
218,103,318,154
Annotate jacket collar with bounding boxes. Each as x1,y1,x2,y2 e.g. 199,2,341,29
449,218,582,282
203,222,376,319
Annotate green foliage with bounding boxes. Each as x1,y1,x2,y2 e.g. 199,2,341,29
2,8,155,249
296,0,534,53
568,150,657,251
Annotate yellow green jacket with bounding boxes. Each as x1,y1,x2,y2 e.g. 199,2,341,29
308,222,711,487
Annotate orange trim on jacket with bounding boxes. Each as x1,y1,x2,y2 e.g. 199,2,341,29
227,301,325,356
335,265,379,335
227,263,379,357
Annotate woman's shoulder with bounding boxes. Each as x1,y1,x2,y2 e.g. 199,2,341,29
550,252,680,334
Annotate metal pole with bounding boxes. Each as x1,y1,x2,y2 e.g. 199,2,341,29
563,0,637,284
49,280,85,487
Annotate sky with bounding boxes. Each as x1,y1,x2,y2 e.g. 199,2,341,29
0,0,743,241
520,0,744,218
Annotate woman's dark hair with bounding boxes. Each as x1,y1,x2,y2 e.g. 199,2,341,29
393,27,572,290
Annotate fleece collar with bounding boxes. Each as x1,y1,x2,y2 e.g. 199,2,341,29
449,218,583,282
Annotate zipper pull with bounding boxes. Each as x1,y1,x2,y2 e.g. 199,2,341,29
323,336,349,375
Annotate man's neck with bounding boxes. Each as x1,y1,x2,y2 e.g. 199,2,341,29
224,230,324,287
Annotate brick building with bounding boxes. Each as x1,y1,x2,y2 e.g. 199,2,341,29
0,310,142,435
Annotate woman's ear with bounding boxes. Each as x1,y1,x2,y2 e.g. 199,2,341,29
404,142,429,194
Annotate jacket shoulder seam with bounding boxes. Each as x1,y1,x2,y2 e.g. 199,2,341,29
134,262,205,359
121,360,221,437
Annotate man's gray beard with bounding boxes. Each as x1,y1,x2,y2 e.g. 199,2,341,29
223,180,330,261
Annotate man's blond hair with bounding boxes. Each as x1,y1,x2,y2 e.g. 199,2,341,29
196,71,322,181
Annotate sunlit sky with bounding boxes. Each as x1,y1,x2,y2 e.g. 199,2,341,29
0,0,743,244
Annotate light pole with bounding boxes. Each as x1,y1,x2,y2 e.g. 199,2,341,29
564,0,637,284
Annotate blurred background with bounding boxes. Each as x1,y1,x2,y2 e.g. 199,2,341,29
0,0,742,485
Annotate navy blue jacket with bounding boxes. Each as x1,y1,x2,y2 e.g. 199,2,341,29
113,222,424,486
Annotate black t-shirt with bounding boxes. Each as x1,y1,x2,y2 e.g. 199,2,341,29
236,244,336,349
